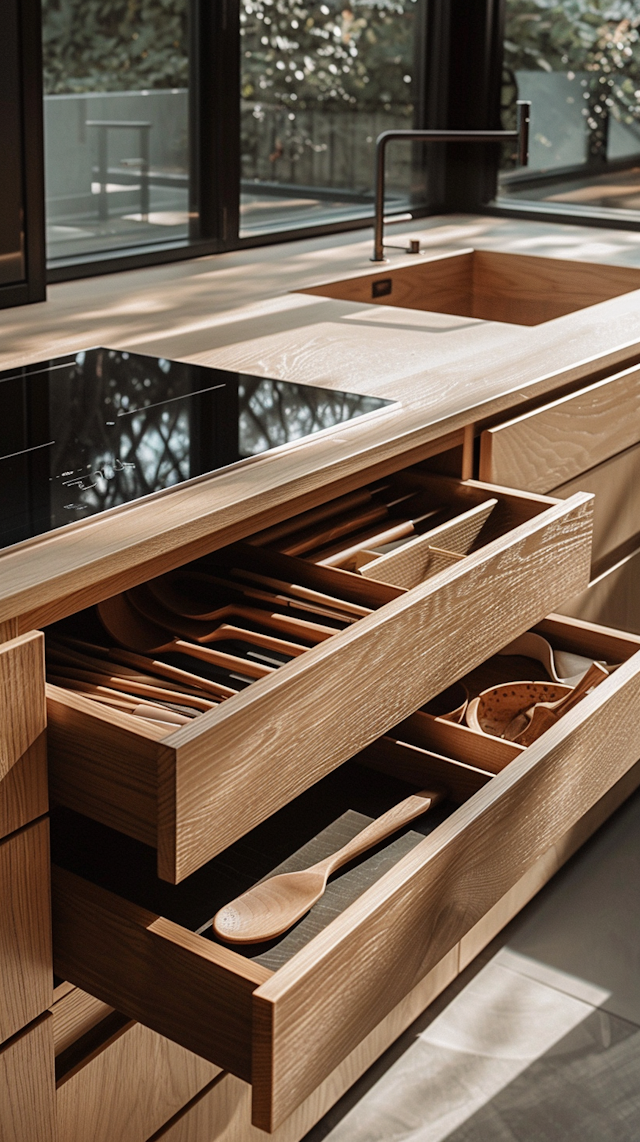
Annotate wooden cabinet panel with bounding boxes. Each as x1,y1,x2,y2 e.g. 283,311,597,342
56,1018,219,1142
560,546,640,635
0,1015,56,1142
0,819,52,1044
552,440,640,570
0,632,46,840
479,363,640,493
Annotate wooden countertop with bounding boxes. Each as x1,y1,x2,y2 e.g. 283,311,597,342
2,212,640,629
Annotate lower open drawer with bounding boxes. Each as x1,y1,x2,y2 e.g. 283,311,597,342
52,616,640,1132
46,467,592,883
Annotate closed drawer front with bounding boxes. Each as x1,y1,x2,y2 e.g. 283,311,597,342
0,818,52,1044
51,615,640,1132
561,544,640,635
53,989,219,1142
47,467,593,884
479,362,640,493
0,631,47,840
553,440,640,570
0,1015,56,1142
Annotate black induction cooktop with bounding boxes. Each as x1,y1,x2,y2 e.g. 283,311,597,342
0,347,393,552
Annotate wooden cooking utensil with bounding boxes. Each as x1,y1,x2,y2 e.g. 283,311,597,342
97,594,274,680
311,509,446,568
129,584,310,659
53,636,239,700
229,568,372,619
277,492,419,557
46,657,216,713
142,575,337,640
505,662,609,746
246,483,391,547
213,788,444,944
46,673,193,725
466,681,571,738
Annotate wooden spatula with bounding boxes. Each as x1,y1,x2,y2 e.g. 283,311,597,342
212,788,444,944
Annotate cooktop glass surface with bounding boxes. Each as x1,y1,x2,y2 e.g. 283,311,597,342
0,347,393,551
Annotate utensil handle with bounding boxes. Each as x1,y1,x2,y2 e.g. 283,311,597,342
552,661,609,718
173,639,274,678
320,789,444,877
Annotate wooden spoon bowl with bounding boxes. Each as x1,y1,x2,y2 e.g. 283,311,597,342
466,681,571,739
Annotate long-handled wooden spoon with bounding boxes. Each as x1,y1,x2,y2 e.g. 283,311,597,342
97,594,274,680
245,483,391,547
213,788,444,944
504,662,609,746
52,636,239,700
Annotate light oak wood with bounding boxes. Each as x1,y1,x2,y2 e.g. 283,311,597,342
251,618,640,1129
479,362,640,493
459,755,640,969
360,499,497,588
47,486,593,882
356,736,493,802
51,868,271,1081
553,439,640,569
51,986,114,1057
302,249,640,326
0,631,46,783
0,819,52,1045
152,947,460,1142
560,544,640,635
0,619,18,644
301,249,475,315
51,617,640,1132
0,732,47,842
56,1018,219,1142
0,1015,56,1142
397,709,524,774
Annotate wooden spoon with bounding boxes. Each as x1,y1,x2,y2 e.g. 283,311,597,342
52,636,239,701
506,662,609,746
97,594,274,680
212,788,444,944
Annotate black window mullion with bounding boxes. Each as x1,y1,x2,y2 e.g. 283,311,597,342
192,0,240,246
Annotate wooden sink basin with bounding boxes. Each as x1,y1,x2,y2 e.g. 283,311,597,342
301,248,640,326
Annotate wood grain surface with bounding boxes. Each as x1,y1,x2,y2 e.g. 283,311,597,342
552,439,640,568
0,732,47,842
152,948,460,1142
560,544,640,635
159,492,592,881
52,866,271,1081
301,249,475,315
360,499,497,588
0,631,46,782
51,986,114,1057
0,819,52,1045
56,1018,219,1142
479,362,640,493
0,1015,56,1142
251,627,640,1129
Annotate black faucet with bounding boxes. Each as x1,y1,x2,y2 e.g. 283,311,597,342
371,101,531,262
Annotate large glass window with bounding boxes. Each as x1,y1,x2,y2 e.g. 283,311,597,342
42,0,190,264
239,0,428,236
498,2,640,220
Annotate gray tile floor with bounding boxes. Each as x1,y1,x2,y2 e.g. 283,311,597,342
303,788,640,1142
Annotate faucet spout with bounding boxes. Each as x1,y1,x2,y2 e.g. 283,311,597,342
371,101,531,263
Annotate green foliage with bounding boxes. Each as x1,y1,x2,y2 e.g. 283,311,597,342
240,0,418,113
42,0,188,94
504,1,640,130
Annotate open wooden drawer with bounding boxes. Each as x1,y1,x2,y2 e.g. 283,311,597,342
46,467,593,883
51,615,640,1132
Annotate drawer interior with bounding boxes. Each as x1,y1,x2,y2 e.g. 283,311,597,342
44,466,565,731
51,615,640,1131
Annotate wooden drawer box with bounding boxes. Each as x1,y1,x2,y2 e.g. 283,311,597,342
47,470,593,884
0,818,52,1045
51,615,640,1132
478,361,640,494
53,987,219,1142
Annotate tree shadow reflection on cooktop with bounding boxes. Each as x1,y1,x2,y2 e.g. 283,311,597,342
0,347,394,551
